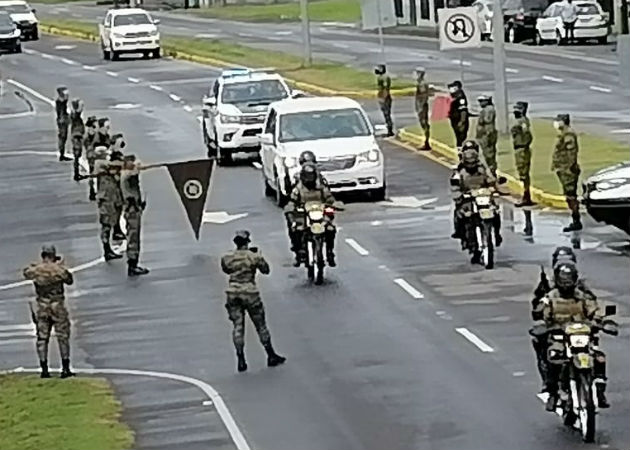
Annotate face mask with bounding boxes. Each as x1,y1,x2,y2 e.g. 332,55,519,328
553,121,562,131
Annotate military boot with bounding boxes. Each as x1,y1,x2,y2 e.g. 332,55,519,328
40,360,51,379
59,154,72,162
127,259,150,277
88,190,97,202
596,381,610,408
112,224,126,241
60,358,75,379
236,350,247,373
562,218,583,233
325,236,336,267
515,191,535,208
545,393,558,412
264,343,286,367
73,161,80,182
420,139,432,151
103,243,122,261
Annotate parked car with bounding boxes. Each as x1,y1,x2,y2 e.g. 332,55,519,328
99,8,160,61
582,162,630,234
473,0,494,40
535,0,610,44
0,11,21,54
0,0,37,40
260,96,387,205
502,0,548,42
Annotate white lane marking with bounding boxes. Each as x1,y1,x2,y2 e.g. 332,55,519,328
183,105,193,112
149,84,164,91
106,71,119,78
506,67,519,73
0,324,35,332
61,58,77,66
542,75,564,83
393,278,424,299
195,33,218,39
589,85,611,93
371,220,382,226
82,65,96,71
202,211,249,224
451,59,472,67
0,111,35,119
6,79,54,106
455,327,495,353
345,238,369,256
383,196,438,208
0,150,57,157
23,48,35,54
252,161,262,170
274,31,293,35
40,53,54,60
611,128,630,134
127,77,140,83
202,400,214,406
512,371,526,377
13,367,251,450
169,93,182,102
238,32,254,37
110,103,141,110
55,44,76,50
332,43,349,49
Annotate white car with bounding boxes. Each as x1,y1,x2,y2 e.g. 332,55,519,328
259,96,387,205
99,8,160,61
582,162,630,234
201,68,301,165
535,0,610,45
0,0,37,40
472,0,494,40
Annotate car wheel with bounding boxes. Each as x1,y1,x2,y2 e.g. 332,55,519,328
111,43,119,61
153,48,161,59
263,172,274,197
274,174,288,207
31,28,38,40
598,35,608,45
14,43,22,53
217,146,232,166
102,42,111,60
555,30,563,45
535,32,544,46
369,185,386,202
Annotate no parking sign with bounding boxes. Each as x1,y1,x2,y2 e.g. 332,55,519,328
437,7,482,51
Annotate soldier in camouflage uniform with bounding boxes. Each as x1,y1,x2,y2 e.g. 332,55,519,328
511,101,534,207
551,114,582,232
83,116,98,201
23,245,75,379
414,67,432,150
475,95,498,176
221,230,286,373
375,64,394,137
69,99,85,181
55,86,72,161
121,154,149,276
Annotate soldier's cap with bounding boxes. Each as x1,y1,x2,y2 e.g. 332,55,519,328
123,154,136,162
110,150,124,161
415,66,425,73
513,101,528,112
234,230,251,245
56,86,68,94
98,117,110,126
41,245,58,258
71,98,82,108
555,113,570,125
477,94,491,102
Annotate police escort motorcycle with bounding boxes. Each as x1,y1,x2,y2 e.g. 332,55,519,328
460,187,501,269
295,200,337,285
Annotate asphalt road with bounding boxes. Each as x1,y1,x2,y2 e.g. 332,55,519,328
0,35,629,450
34,2,630,138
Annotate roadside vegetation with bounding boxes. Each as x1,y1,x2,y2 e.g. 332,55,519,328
406,119,629,195
0,374,133,450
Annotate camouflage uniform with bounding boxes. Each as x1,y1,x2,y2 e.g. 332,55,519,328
376,72,394,136
476,103,498,175
511,108,533,205
551,117,581,229
55,87,70,160
23,253,74,373
415,76,431,148
69,100,85,181
83,116,98,201
120,157,149,276
94,158,123,248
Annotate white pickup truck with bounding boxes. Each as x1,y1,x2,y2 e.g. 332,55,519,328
99,8,160,61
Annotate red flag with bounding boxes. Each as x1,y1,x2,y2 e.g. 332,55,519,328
167,159,214,240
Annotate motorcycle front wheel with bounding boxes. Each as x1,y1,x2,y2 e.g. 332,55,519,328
481,221,495,270
315,236,325,285
578,372,596,443
306,240,315,282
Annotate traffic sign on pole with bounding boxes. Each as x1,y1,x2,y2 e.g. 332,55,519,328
437,7,481,51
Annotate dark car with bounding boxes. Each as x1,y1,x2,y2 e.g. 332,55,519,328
0,12,21,54
503,0,549,42
582,162,630,235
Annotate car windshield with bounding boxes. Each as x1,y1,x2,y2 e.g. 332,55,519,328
0,13,13,26
0,3,30,13
278,108,371,143
113,13,151,26
221,80,288,105
576,4,599,14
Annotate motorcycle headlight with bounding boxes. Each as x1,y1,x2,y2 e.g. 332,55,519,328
309,210,324,221
220,114,241,124
476,196,491,206
569,335,590,348
284,156,298,168
358,149,381,163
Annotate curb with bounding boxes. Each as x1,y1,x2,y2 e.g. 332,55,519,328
397,128,568,210
39,23,413,100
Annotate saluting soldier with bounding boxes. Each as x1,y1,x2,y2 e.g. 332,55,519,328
476,95,498,176
511,101,535,207
55,86,72,161
551,114,582,232
83,116,98,201
375,64,394,137
69,99,85,181
414,67,432,150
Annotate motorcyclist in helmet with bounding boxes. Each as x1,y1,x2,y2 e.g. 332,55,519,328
541,261,609,411
285,163,337,267
450,140,502,260
291,151,329,188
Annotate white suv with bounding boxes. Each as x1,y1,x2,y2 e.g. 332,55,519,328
260,96,387,205
0,0,38,40
202,68,301,165
99,8,161,61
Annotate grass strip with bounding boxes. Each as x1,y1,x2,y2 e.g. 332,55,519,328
0,374,134,450
405,119,628,196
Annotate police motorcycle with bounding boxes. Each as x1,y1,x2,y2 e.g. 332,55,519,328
295,201,337,285
545,305,618,443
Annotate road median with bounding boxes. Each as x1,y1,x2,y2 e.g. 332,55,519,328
39,19,415,99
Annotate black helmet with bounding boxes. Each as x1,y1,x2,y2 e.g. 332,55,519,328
300,163,318,187
233,230,251,247
41,244,57,259
374,64,386,75
513,101,528,115
299,151,317,165
552,246,577,268
555,113,570,126
477,94,492,105
554,262,579,291
462,140,479,153
461,148,479,169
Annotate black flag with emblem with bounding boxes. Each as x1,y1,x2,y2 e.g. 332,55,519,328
167,159,214,240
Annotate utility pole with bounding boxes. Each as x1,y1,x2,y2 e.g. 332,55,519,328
621,0,629,35
492,0,509,134
375,0,386,63
300,0,312,67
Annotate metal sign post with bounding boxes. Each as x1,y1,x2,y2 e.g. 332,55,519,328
300,0,312,67
492,0,509,134
360,0,396,64
375,0,386,64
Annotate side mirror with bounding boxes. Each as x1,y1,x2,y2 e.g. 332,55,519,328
291,89,305,98
259,133,274,145
202,96,216,109
605,304,617,317
373,124,388,137
153,18,160,25
449,176,460,187
31,8,36,13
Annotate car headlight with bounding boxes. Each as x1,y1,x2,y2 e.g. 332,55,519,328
358,149,381,163
596,178,629,190
220,114,241,124
284,156,298,168
113,32,125,39
149,29,159,36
